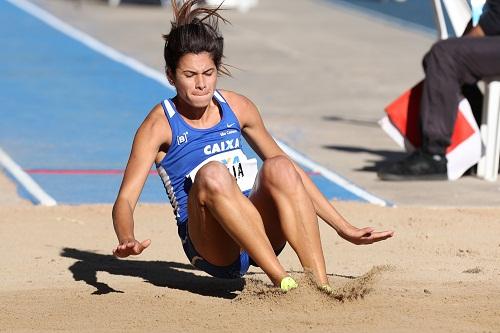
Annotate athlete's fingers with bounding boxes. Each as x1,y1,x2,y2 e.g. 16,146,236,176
363,230,394,243
132,239,151,254
357,227,375,237
374,230,394,240
113,239,149,257
113,248,129,258
118,243,128,250
141,239,151,249
132,243,142,254
114,243,134,258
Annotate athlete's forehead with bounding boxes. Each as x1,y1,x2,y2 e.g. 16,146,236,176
176,52,216,73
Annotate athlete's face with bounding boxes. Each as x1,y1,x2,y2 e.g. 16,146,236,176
170,52,218,109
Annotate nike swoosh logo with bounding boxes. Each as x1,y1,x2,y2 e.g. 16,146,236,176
227,123,235,128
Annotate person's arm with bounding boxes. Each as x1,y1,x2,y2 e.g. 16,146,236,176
225,91,393,244
463,21,485,37
478,0,500,36
112,104,171,257
462,0,500,37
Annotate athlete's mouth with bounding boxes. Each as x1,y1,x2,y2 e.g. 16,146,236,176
192,91,211,97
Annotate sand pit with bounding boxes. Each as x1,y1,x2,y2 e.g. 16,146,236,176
1,202,499,332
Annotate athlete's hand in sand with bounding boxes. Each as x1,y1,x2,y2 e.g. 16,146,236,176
113,239,151,258
338,225,394,245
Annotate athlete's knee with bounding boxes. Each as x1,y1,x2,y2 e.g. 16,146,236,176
260,156,301,188
195,161,234,195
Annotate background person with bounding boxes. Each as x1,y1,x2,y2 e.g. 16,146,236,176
378,0,500,181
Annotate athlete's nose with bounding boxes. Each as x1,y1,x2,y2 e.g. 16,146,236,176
195,74,206,90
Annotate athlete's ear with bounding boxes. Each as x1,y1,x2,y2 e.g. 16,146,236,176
166,69,175,85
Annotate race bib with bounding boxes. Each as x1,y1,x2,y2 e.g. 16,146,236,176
188,158,258,192
226,158,258,192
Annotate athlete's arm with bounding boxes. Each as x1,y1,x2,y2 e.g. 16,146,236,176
112,104,171,257
223,91,393,245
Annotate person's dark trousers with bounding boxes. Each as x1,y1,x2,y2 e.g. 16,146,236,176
420,36,500,156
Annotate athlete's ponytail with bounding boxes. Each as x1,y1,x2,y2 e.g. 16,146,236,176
163,0,230,77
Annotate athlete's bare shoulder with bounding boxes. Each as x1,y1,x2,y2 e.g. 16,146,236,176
139,103,172,146
218,90,260,128
146,103,169,122
219,89,254,106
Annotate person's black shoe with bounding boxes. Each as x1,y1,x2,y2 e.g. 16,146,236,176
377,150,448,181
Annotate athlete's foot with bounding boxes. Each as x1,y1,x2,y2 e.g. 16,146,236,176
318,284,334,295
280,276,298,292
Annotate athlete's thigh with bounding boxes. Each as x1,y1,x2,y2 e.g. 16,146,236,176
187,180,241,266
248,176,286,251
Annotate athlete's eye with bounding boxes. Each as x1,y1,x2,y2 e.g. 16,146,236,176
182,71,196,78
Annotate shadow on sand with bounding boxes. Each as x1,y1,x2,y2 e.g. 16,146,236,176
60,248,245,299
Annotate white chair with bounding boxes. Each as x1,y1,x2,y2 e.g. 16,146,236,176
432,0,500,181
477,78,500,181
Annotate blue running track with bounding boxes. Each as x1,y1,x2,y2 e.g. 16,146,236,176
325,0,437,33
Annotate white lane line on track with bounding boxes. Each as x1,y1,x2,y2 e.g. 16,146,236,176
7,0,390,206
6,0,174,90
0,147,57,206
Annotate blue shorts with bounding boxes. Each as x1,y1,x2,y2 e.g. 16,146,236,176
177,222,286,279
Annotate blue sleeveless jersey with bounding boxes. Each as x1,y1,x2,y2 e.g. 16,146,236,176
156,90,252,225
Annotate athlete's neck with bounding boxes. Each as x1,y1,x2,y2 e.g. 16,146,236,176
173,96,221,128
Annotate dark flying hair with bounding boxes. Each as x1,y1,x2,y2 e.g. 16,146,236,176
163,0,230,77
